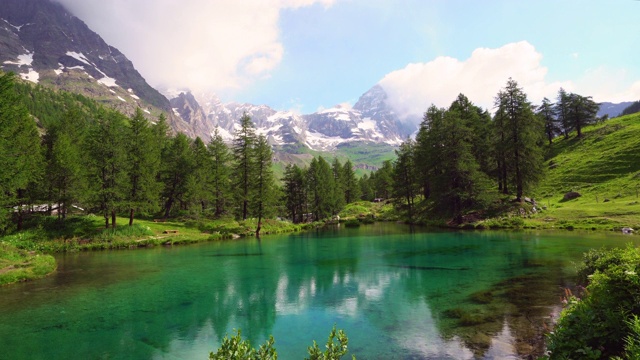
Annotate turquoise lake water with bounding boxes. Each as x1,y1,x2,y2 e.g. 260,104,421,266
1,224,637,359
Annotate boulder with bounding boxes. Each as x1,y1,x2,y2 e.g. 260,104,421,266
563,192,581,201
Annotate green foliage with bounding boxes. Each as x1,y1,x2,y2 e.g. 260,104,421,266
209,326,355,360
546,245,640,359
0,243,56,285
0,73,43,232
209,330,277,360
306,326,355,360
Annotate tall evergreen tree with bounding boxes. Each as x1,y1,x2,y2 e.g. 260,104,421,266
0,73,43,231
374,160,393,200
537,97,558,145
331,158,346,211
392,139,418,221
86,109,129,228
160,134,194,218
307,156,335,221
125,108,161,225
208,128,232,217
342,160,361,204
252,135,275,236
494,78,544,201
566,93,599,138
186,137,211,214
555,88,571,139
232,112,257,220
282,164,307,223
44,105,86,220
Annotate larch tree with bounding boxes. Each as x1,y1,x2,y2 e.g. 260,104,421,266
125,108,161,225
537,97,558,145
342,160,360,204
0,73,43,232
252,135,275,236
86,109,129,228
208,128,232,218
494,78,544,201
232,112,257,220
160,134,194,218
392,138,418,222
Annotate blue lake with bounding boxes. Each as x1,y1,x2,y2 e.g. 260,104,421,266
1,224,637,359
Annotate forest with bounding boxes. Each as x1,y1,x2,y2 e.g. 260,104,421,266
0,72,606,236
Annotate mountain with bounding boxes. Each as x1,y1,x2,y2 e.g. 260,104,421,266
179,84,413,151
0,0,195,137
598,101,634,118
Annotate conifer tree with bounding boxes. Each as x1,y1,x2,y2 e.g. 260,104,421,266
342,160,361,204
125,108,161,225
392,139,418,221
44,105,86,220
331,158,346,211
232,113,257,220
494,78,544,201
186,137,211,214
282,164,307,223
537,97,557,145
160,134,194,218
0,73,43,231
208,128,232,217
86,109,129,228
252,135,275,236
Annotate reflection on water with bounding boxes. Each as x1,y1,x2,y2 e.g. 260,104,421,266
0,224,637,360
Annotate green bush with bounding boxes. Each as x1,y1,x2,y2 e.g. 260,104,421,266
209,326,355,360
546,245,640,359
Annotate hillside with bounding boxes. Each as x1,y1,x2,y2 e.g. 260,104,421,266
532,113,640,230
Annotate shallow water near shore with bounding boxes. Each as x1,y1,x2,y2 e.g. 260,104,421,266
0,224,637,359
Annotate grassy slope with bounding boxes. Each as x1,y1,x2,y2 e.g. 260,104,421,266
529,113,640,230
0,244,56,286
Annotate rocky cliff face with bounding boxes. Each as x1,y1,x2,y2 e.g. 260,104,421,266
0,0,196,137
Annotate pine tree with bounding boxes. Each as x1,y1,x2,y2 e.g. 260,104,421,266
307,156,335,221
125,108,161,225
494,78,544,201
282,164,307,223
342,160,361,204
208,128,232,218
186,137,211,214
160,134,194,218
252,135,275,236
44,105,87,220
331,158,346,211
537,97,557,145
566,93,599,138
392,139,418,221
232,112,257,220
0,73,43,231
85,109,129,228
555,88,571,139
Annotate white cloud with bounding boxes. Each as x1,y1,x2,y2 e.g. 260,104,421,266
379,41,572,120
54,0,335,94
575,66,640,103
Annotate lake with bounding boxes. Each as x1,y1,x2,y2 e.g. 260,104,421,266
0,224,637,359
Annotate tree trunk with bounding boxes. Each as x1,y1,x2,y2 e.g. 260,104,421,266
111,209,117,228
129,208,134,226
164,197,173,219
104,212,109,229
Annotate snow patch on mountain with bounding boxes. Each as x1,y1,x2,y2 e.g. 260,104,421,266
66,51,91,66
3,53,33,66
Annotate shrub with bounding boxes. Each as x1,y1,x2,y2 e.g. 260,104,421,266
209,326,355,360
546,245,640,359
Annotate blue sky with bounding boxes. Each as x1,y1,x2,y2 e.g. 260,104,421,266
58,0,640,116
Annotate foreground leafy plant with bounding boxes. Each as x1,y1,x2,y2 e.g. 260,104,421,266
209,326,355,360
545,245,640,359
